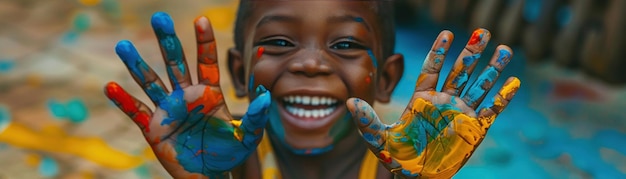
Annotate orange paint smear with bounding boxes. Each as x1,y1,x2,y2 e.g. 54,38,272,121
187,86,224,113
105,82,151,132
199,63,219,84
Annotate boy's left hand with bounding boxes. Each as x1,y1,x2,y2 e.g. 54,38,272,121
347,29,520,178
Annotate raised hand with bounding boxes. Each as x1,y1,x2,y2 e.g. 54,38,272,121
347,29,520,178
104,12,271,178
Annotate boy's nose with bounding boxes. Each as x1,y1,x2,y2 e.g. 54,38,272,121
288,52,333,76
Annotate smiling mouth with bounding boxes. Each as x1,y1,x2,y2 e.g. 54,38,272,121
282,95,339,119
279,95,344,129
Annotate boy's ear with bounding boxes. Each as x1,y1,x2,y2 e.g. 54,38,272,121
376,53,404,103
227,48,248,98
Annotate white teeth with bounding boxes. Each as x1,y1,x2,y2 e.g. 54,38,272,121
283,95,339,106
302,96,311,105
285,106,337,118
311,96,320,105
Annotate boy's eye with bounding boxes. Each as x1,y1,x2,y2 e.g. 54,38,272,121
258,39,294,47
330,41,367,50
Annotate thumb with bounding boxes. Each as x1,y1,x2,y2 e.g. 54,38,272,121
346,98,387,152
239,85,271,149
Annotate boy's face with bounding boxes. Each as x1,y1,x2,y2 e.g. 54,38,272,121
229,0,402,154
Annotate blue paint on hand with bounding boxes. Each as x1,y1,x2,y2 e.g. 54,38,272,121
240,85,271,148
435,47,446,55
116,40,150,83
496,49,511,66
465,66,499,105
151,12,176,35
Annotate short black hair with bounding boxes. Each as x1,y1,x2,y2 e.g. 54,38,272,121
233,0,396,60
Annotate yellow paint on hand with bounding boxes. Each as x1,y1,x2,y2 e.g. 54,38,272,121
0,122,143,170
499,77,521,98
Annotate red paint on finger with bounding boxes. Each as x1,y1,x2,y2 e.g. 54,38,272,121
105,82,151,132
379,150,392,164
468,30,482,45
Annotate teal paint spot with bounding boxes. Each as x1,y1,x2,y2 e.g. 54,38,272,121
73,13,90,32
0,59,15,73
0,105,10,133
435,47,445,55
134,164,152,179
465,66,499,105
62,31,80,44
434,58,441,64
39,156,59,177
47,98,89,123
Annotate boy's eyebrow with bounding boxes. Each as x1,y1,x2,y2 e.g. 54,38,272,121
327,15,371,31
256,15,299,28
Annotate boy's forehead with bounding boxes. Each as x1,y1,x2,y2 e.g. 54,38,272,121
245,0,380,23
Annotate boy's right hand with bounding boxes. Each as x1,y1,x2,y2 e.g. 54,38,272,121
104,12,271,178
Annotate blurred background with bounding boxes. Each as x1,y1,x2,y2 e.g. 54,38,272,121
0,0,624,178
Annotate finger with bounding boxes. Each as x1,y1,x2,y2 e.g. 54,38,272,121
462,45,513,109
115,40,170,104
477,77,520,126
152,12,193,89
237,85,272,149
194,16,220,86
416,30,454,91
346,98,387,152
442,28,491,96
104,82,153,133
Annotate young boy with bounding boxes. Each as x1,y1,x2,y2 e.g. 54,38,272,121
105,0,520,178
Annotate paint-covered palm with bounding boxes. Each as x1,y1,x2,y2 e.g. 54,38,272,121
104,12,270,178
347,29,520,178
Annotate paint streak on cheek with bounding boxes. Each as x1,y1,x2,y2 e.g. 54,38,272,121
105,82,151,132
256,46,265,59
